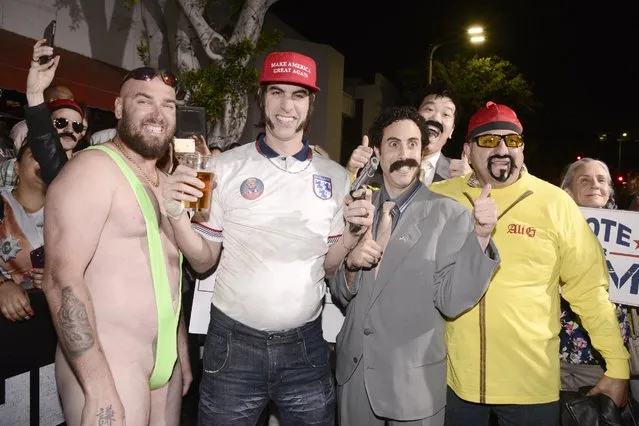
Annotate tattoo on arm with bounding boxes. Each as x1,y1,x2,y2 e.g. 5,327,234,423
57,286,95,357
97,405,116,425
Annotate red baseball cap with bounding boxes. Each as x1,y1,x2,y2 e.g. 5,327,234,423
48,99,85,118
467,101,522,141
259,52,320,92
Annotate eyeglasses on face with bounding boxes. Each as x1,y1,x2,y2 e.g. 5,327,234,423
53,117,85,134
473,133,524,148
122,67,177,88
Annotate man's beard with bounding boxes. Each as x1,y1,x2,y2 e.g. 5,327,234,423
117,112,173,159
487,155,517,182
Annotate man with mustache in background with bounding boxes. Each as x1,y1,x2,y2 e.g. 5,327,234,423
415,84,466,184
430,102,629,425
330,106,500,426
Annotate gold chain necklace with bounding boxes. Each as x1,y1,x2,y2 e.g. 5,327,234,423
113,139,160,187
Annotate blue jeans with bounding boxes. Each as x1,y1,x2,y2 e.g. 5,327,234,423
197,305,336,425
445,387,560,426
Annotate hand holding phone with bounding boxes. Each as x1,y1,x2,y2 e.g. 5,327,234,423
30,246,45,268
39,20,56,65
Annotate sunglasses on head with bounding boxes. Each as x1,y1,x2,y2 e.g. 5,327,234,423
473,134,524,148
53,117,85,134
122,67,177,88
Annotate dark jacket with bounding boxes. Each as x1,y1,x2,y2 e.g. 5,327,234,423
24,103,68,185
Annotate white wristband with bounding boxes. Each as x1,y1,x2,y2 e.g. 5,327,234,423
164,198,186,220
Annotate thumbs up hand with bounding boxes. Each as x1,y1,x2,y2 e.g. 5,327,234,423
346,135,374,177
346,226,383,270
449,151,472,178
473,184,497,240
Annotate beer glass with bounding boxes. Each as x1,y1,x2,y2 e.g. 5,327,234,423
179,153,213,210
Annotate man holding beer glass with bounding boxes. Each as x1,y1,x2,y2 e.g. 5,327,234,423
163,51,374,424
177,153,213,211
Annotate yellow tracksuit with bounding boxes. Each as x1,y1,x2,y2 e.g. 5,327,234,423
430,171,629,404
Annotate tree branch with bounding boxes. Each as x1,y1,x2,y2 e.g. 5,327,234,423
175,0,227,62
139,0,170,68
230,0,281,67
231,0,279,42
175,8,201,73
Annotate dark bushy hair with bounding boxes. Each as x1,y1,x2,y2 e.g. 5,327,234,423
367,106,429,149
417,82,459,123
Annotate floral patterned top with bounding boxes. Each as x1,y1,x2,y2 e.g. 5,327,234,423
559,298,630,365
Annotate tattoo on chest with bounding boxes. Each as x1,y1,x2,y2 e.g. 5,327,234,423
97,405,116,425
58,286,95,357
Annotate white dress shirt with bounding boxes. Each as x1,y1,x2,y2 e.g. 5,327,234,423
420,152,441,186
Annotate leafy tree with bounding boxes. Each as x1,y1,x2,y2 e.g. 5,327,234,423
56,0,282,147
397,54,540,159
433,54,539,118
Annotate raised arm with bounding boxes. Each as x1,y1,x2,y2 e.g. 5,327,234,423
42,151,125,424
25,39,68,184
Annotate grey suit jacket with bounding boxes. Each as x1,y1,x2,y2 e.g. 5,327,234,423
329,185,499,421
432,154,450,183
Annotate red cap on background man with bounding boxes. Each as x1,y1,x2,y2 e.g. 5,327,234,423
467,101,522,141
259,52,320,92
47,98,85,118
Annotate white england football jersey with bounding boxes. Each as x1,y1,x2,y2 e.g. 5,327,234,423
193,139,349,331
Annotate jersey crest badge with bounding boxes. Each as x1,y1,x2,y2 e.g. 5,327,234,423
0,235,21,262
313,175,332,200
240,177,265,200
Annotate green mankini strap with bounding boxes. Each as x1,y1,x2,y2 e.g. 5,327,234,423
87,145,183,390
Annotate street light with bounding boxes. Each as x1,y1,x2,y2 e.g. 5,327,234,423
618,132,630,170
427,25,486,85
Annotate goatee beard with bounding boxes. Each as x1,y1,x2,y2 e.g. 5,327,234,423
487,155,517,182
117,113,173,159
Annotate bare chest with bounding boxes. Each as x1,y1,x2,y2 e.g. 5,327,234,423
108,181,173,241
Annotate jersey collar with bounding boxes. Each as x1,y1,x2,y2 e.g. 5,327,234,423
255,133,312,161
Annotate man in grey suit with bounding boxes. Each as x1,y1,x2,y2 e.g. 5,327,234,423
330,106,500,426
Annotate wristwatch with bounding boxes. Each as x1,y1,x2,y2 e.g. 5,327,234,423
343,257,361,272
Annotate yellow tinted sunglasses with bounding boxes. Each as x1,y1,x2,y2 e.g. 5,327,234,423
473,134,524,148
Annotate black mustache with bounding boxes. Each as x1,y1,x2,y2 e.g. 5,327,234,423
424,120,444,133
59,132,77,142
389,158,420,173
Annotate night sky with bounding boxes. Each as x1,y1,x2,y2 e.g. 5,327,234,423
270,0,639,181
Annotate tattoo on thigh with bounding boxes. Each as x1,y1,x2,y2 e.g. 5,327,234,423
97,405,116,425
58,286,95,357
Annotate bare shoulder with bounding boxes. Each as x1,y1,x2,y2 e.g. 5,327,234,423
47,148,121,204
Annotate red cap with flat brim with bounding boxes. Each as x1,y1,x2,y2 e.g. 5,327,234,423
259,51,320,92
467,101,522,141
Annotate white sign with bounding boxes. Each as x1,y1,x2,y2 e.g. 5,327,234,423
581,207,639,307
188,272,216,335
